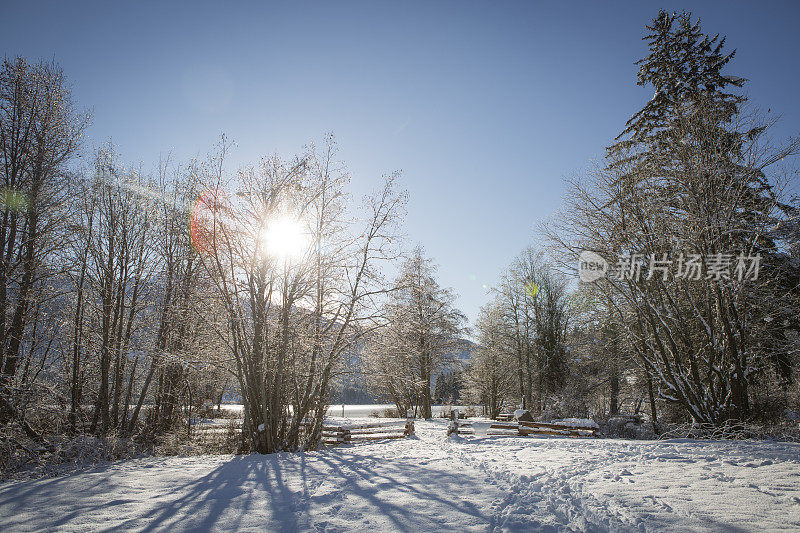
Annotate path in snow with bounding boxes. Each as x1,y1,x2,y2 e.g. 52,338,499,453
1,419,799,532
439,431,800,531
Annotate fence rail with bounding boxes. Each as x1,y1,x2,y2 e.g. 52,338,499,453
186,417,416,446
320,419,415,446
448,418,598,438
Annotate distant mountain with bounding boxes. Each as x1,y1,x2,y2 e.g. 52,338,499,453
448,338,477,363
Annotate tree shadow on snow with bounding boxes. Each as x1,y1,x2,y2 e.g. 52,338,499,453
1,449,496,531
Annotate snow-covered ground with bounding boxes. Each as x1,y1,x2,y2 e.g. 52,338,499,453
1,419,799,532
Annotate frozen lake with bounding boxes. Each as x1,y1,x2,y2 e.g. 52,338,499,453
219,404,469,418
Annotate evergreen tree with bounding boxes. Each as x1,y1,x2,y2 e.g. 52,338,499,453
562,10,799,424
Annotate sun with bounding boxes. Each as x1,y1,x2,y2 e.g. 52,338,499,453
260,215,308,263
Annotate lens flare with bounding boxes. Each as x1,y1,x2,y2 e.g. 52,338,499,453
190,189,224,254
524,281,539,299
0,188,29,213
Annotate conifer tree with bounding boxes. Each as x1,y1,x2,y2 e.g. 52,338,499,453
558,10,799,424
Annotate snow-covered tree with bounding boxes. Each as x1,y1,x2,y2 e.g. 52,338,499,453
552,10,800,425
485,248,573,413
0,58,87,440
367,247,465,419
464,301,515,418
196,137,404,452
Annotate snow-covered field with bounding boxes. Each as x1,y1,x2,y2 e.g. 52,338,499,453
1,419,799,532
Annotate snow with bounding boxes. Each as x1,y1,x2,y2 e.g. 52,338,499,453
2,419,799,532
723,75,747,85
551,418,600,429
470,421,493,436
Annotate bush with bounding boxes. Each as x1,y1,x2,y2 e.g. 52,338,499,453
369,407,401,418
1,415,244,481
656,419,800,441
600,415,655,439
0,433,147,481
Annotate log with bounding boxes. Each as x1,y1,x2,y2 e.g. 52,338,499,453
517,420,598,432
348,428,404,436
348,433,407,441
457,422,518,430
457,426,595,438
319,420,415,446
461,420,598,434
336,421,407,431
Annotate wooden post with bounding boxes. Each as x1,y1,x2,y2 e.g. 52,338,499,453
447,408,459,436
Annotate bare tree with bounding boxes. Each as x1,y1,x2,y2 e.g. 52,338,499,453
74,148,156,435
371,247,466,419
128,159,206,434
0,58,87,436
197,136,405,453
465,302,516,418
478,249,573,415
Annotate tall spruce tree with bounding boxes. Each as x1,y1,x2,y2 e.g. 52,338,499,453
593,10,797,423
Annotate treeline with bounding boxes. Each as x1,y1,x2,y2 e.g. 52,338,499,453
463,11,800,432
0,55,412,461
0,57,241,455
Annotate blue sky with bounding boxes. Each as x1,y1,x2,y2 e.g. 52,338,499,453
2,1,799,326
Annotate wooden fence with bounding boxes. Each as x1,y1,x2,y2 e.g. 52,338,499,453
187,417,416,447
188,418,241,440
321,419,415,446
448,418,598,438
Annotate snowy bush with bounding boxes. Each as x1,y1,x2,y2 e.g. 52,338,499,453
374,408,401,418
657,420,800,442
0,433,146,481
600,416,655,440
